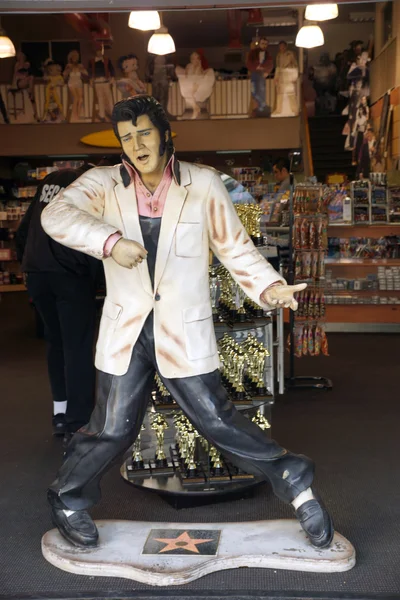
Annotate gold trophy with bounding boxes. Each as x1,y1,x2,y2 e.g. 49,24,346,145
233,347,246,400
252,409,271,430
132,423,146,469
154,373,174,407
209,445,224,476
237,286,247,322
186,430,198,477
151,413,169,466
251,205,264,247
209,266,220,323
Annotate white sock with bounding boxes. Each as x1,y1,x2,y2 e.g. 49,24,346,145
291,487,315,510
54,401,67,415
63,510,76,517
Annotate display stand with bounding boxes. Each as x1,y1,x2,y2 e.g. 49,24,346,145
286,174,332,391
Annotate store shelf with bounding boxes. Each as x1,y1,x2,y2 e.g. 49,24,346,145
325,304,400,323
264,226,290,232
328,224,400,237
325,258,400,266
326,289,400,295
0,284,26,292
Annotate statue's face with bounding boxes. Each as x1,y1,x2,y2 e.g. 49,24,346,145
190,52,201,66
123,58,138,75
118,114,168,176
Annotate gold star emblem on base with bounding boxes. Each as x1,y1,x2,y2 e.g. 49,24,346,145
154,531,214,554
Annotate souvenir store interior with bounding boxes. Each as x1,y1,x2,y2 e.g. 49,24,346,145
0,1,399,600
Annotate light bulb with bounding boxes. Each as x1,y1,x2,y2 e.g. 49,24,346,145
305,4,338,22
295,25,324,49
128,11,161,31
148,27,176,56
0,32,16,58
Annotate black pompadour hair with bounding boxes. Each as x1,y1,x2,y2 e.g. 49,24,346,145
112,95,174,158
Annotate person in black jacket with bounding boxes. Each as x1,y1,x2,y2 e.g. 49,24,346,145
16,167,100,440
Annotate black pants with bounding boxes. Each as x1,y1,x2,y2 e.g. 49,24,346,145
27,272,96,430
48,313,314,510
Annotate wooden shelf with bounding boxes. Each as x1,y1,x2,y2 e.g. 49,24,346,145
326,289,400,295
325,258,400,266
325,304,400,323
0,284,26,292
328,224,400,237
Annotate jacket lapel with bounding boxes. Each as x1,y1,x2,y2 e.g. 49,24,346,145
154,163,191,292
114,181,153,297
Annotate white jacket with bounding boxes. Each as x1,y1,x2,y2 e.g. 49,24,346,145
41,162,284,377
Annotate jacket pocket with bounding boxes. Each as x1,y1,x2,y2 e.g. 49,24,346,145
183,302,217,361
97,299,123,352
175,222,202,258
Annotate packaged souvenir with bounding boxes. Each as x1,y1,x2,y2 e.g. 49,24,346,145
308,291,315,318
321,329,329,356
300,218,309,249
309,220,317,249
319,293,326,319
294,326,303,358
314,325,322,356
311,251,319,278
308,325,315,356
318,252,325,278
302,325,308,356
294,218,302,248
295,253,302,278
302,252,312,278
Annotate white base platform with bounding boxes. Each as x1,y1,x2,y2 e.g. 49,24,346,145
42,519,356,586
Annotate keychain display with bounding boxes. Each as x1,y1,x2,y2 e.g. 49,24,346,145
290,322,329,358
296,289,326,319
294,250,325,280
291,184,329,359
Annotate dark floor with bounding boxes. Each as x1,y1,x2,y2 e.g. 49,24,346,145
0,293,399,600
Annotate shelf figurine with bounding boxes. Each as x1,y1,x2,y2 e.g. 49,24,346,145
89,43,115,122
117,54,147,99
272,41,299,118
9,51,37,123
63,50,88,123
42,59,65,123
175,51,215,119
246,37,273,117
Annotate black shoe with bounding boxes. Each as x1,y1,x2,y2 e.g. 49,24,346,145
51,506,99,547
52,414,67,437
295,495,334,548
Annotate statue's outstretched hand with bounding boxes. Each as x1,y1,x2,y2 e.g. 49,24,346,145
111,238,148,269
260,282,307,311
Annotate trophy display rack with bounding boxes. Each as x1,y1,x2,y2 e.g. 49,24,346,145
121,203,282,502
121,404,271,506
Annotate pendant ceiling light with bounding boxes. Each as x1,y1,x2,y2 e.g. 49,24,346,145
148,26,176,55
128,11,161,31
0,18,15,58
305,4,338,22
295,24,324,48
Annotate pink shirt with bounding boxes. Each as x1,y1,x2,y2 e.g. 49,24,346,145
104,156,175,257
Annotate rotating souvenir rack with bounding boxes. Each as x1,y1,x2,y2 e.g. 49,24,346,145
286,181,332,390
121,403,270,502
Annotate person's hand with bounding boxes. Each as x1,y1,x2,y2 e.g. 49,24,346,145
111,238,148,269
260,282,307,310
